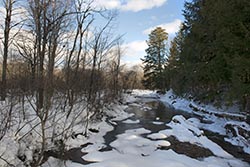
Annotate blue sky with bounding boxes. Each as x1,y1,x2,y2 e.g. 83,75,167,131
118,0,185,42
97,0,186,66
0,0,186,67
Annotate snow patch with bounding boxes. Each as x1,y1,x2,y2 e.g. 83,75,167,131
160,90,250,154
161,115,233,158
123,119,140,124
155,140,171,147
147,133,167,140
152,121,164,125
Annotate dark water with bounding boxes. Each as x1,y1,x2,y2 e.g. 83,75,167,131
63,98,250,165
102,99,250,164
204,130,250,163
102,100,209,157
103,100,188,148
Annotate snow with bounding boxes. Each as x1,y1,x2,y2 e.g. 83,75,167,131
80,125,246,167
224,121,250,154
83,150,181,167
155,140,171,147
44,149,248,167
159,90,250,155
132,89,159,99
77,117,247,167
160,90,245,118
141,106,152,111
68,121,114,152
172,115,204,137
160,115,233,158
82,149,210,167
0,135,21,165
122,119,140,124
147,133,167,140
106,104,134,121
66,105,131,150
109,128,155,155
128,103,142,107
2,89,250,167
152,121,164,125
0,96,132,166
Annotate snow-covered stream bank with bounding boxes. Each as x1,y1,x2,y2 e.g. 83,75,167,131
43,90,250,167
159,90,250,155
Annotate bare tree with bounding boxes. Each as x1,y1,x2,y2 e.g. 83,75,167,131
0,0,125,166
44,0,69,111
122,65,144,91
84,12,121,135
24,0,70,165
14,30,37,93
64,0,94,107
109,40,123,98
1,0,15,100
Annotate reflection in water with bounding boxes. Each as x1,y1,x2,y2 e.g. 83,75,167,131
62,98,249,164
103,100,197,154
103,99,250,163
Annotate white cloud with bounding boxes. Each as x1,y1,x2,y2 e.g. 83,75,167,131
143,19,182,35
94,0,167,12
121,0,167,12
124,40,147,54
121,40,147,67
123,40,147,58
121,60,142,68
94,0,121,10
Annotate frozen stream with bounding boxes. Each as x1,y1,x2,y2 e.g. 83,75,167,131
102,98,250,163
48,97,249,166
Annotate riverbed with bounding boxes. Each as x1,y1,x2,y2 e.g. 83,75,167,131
45,96,250,167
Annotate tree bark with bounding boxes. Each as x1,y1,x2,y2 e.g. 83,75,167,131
1,0,13,101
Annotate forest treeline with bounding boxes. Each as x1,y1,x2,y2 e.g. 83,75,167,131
0,1,144,166
142,0,250,116
0,0,143,104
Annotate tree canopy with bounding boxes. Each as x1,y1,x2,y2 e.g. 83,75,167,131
141,27,168,90
165,0,250,114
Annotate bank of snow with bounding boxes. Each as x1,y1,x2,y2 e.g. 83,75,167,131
0,95,133,167
156,90,250,154
123,89,250,154
42,90,249,167
44,124,248,167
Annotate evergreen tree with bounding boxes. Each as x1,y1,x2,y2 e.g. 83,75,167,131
166,28,185,94
172,0,250,116
224,0,250,115
141,27,168,90
177,0,233,100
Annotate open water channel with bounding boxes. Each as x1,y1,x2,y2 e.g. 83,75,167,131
59,97,250,165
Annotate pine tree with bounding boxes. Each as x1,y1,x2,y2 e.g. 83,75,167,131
178,0,232,100
173,0,250,116
166,28,185,94
223,0,250,115
141,27,168,90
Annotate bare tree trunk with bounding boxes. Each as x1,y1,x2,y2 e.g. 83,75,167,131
114,41,122,97
1,0,14,101
65,1,94,107
84,31,100,136
31,0,43,109
46,38,56,110
66,25,79,106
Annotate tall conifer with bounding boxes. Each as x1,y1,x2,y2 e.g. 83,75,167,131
141,27,168,90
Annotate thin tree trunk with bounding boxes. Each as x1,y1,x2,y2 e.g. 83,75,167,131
1,0,13,101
